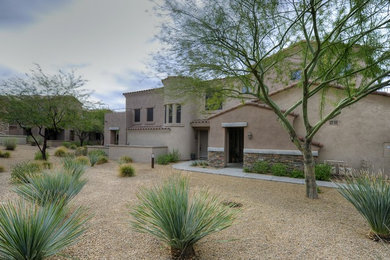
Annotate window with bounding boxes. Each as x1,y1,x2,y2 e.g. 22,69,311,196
134,108,140,122
242,86,250,94
176,104,181,123
291,70,302,80
164,105,167,123
329,120,339,126
147,107,154,122
168,104,173,123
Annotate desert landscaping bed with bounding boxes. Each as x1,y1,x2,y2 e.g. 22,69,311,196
0,145,389,259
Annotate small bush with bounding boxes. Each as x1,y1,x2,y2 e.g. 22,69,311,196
156,154,170,165
291,169,304,179
71,141,81,147
0,151,11,158
252,161,269,174
130,175,237,259
243,167,251,173
62,142,71,148
88,149,107,157
271,163,288,176
96,156,108,165
34,151,49,161
88,153,99,167
54,146,69,157
10,161,42,184
75,146,87,156
315,163,332,181
0,165,5,173
0,200,88,259
27,135,43,146
34,160,53,170
191,160,209,167
15,171,87,206
75,156,90,166
70,144,78,150
119,156,133,164
119,163,135,177
337,172,390,239
167,149,180,163
3,138,17,150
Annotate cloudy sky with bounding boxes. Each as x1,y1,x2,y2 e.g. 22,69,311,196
0,0,164,110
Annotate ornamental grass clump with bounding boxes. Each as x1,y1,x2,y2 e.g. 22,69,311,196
337,172,390,240
0,151,11,158
34,151,49,161
14,171,87,207
0,165,5,173
54,146,69,157
3,138,17,150
88,150,106,166
119,156,133,164
63,157,87,177
131,175,237,259
75,156,90,166
11,161,42,184
119,163,135,177
0,200,88,259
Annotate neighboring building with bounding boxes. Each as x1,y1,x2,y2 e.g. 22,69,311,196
104,74,390,173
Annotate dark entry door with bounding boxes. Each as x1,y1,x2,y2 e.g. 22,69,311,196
228,127,244,163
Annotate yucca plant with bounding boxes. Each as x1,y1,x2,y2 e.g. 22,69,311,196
88,152,99,167
14,171,87,207
63,157,87,178
131,175,237,259
337,172,390,240
11,161,42,184
0,200,88,259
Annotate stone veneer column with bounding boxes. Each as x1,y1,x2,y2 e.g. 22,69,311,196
208,151,225,168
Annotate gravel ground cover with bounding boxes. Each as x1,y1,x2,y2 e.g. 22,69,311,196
0,145,389,259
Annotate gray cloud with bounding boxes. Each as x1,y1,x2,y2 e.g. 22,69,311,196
0,0,72,27
114,70,162,92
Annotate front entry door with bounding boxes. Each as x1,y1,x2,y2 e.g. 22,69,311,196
228,127,244,163
199,130,208,159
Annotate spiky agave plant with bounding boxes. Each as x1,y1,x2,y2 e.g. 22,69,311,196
0,200,88,259
14,171,87,207
337,172,390,239
131,175,237,259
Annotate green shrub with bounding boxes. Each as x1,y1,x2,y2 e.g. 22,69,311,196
70,144,78,150
62,142,71,148
0,151,11,158
191,160,209,167
34,151,50,161
34,160,53,170
156,154,170,165
252,161,269,174
14,171,87,207
63,157,87,177
88,153,99,167
71,141,81,147
291,169,304,179
96,156,108,165
243,167,251,173
119,163,135,177
10,161,42,184
119,156,133,164
271,163,288,176
0,165,5,173
27,135,43,146
130,175,237,259
337,173,390,239
75,156,90,166
167,149,180,163
88,149,107,157
75,146,87,156
315,163,332,181
54,146,69,157
3,138,17,150
0,200,88,259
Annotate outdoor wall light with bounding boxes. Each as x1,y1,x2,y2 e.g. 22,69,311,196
248,132,253,140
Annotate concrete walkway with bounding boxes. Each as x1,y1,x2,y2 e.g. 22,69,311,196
172,161,337,188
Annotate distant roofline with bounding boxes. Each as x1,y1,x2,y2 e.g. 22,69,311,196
122,87,163,96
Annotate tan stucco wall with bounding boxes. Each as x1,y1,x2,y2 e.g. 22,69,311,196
107,145,168,162
208,105,298,150
271,87,390,171
104,112,127,145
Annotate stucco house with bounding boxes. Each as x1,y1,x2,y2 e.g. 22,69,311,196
104,72,390,173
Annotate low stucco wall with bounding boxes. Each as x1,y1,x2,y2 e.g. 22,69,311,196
0,135,27,145
106,145,168,162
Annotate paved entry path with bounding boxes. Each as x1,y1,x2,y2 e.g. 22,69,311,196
172,161,337,188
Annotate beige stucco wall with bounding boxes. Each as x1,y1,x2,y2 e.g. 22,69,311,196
104,111,127,145
271,87,390,171
208,105,299,150
107,145,168,162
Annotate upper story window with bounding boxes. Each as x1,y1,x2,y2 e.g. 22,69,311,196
242,86,250,94
205,91,223,111
147,107,154,122
134,108,141,122
291,70,302,80
168,104,173,123
176,104,181,123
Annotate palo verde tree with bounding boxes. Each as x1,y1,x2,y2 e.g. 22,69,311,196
70,108,110,146
0,66,88,160
156,0,390,198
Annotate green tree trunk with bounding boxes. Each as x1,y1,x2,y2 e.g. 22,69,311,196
303,142,318,199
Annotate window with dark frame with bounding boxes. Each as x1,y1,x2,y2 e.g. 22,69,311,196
168,104,173,123
147,107,154,122
176,104,181,123
164,105,167,123
134,108,141,122
291,70,302,80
